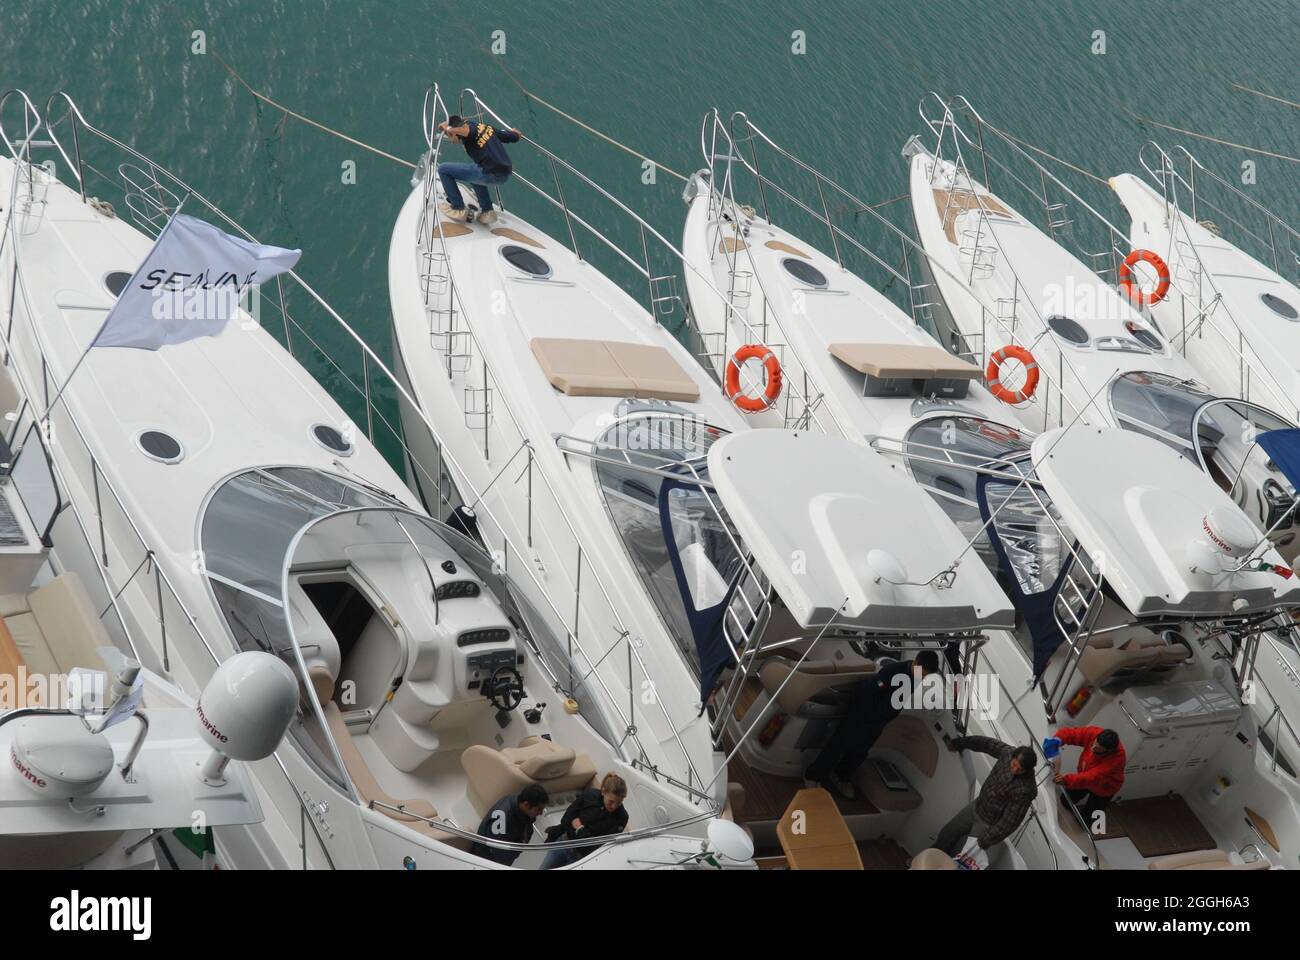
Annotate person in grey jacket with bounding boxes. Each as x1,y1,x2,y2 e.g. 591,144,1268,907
936,735,1037,856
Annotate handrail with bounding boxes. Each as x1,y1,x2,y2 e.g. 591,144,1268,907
702,107,1094,433
425,87,841,438
1134,139,1300,422
367,797,723,856
1138,141,1300,276
917,94,1299,426
30,91,714,808
415,83,806,796
1,89,714,865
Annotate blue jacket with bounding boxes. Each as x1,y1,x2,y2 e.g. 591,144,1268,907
470,793,536,866
461,121,520,177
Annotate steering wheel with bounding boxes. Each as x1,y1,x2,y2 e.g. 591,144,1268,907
485,665,524,712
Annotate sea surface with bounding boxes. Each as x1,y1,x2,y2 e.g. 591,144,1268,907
3,0,1297,457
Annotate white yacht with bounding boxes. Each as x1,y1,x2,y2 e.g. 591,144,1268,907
905,98,1300,568
900,421,1300,868
0,91,750,870
682,110,1036,536
390,88,1090,870
1111,144,1300,787
1109,143,1300,420
388,86,779,814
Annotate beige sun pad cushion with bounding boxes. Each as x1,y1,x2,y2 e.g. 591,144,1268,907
718,236,747,253
531,337,701,402
829,342,980,380
932,188,1012,243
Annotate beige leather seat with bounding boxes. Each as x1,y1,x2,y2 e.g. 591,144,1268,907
0,572,111,676
851,714,938,812
1147,849,1269,871
462,736,597,813
909,847,958,870
1070,601,1188,689
324,703,469,849
758,656,878,715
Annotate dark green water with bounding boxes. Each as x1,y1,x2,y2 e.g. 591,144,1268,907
3,0,1297,451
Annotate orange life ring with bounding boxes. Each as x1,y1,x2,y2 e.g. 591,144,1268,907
725,344,782,413
1119,248,1171,306
985,345,1039,404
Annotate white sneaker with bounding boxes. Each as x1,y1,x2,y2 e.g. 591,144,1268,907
439,201,468,222
477,210,499,226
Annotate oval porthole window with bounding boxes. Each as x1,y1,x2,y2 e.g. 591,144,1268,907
499,244,551,279
780,257,827,288
104,271,133,298
136,429,184,464
1261,292,1299,321
311,423,354,457
1046,315,1090,346
1125,320,1164,351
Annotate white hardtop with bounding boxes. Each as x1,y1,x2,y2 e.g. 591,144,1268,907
1030,426,1300,616
706,430,1015,632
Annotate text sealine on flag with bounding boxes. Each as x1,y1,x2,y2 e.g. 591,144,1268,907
93,213,302,351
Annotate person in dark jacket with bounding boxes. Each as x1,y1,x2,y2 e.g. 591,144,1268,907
936,736,1037,857
541,772,630,869
469,782,548,866
1053,726,1125,825
803,651,941,801
436,114,522,225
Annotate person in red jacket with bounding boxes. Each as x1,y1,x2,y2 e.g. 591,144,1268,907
1052,726,1125,826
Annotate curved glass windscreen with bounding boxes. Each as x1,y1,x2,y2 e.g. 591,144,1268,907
593,415,749,682
1111,372,1299,556
201,468,399,602
904,416,1034,573
1110,372,1216,457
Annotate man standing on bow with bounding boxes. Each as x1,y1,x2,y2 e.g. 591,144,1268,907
436,114,522,225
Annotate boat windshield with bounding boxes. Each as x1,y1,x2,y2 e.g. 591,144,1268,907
903,416,1034,573
593,415,747,680
1110,371,1217,456
1112,372,1297,533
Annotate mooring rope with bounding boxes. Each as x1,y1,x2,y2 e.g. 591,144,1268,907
1232,83,1300,111
1108,96,1300,164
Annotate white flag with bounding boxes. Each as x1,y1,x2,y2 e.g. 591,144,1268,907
93,213,301,350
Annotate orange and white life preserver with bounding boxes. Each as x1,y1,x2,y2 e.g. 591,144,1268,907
1119,248,1171,306
985,344,1039,404
725,344,782,413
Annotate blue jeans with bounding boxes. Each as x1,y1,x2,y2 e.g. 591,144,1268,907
437,162,508,211
541,845,583,870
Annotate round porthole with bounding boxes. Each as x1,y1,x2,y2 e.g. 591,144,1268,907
104,271,133,298
136,429,183,464
1046,315,1090,346
1125,320,1164,351
781,257,827,288
499,244,551,279
1261,292,1299,321
311,423,354,457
